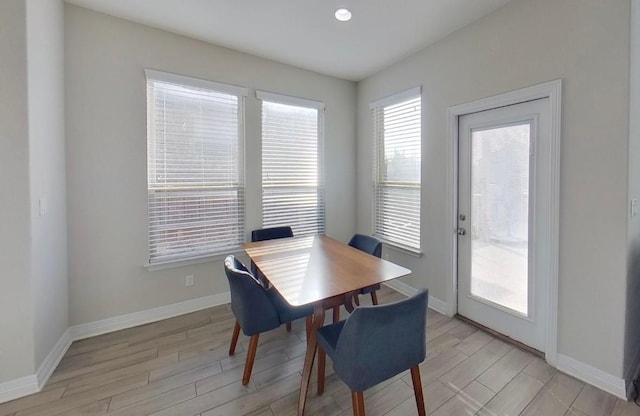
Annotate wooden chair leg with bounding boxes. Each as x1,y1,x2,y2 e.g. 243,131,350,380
317,346,326,395
305,315,312,342
351,391,365,416
333,306,340,323
370,291,379,305
410,366,426,416
229,320,241,355
354,295,360,306
242,334,260,385
286,322,292,332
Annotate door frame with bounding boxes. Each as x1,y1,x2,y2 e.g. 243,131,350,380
445,80,562,365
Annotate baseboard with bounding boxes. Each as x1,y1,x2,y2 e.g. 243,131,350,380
557,353,627,399
428,295,454,316
384,280,419,297
0,292,231,404
0,375,39,404
383,281,453,316
35,328,72,388
0,327,72,404
70,291,231,341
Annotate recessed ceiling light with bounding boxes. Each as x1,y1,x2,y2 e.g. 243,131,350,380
335,8,352,22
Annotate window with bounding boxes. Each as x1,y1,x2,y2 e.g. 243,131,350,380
146,70,247,264
371,87,422,251
258,91,325,236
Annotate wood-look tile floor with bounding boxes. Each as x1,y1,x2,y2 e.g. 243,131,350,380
1,286,639,416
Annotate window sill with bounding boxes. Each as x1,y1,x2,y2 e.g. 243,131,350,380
145,250,244,271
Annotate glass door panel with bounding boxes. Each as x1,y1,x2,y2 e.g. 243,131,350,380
470,123,530,316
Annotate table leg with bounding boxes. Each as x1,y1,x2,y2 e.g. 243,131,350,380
344,291,357,313
298,303,325,416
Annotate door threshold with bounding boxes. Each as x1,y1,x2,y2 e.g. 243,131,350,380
455,314,544,358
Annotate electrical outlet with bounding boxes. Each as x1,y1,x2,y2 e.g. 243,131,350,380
185,275,194,287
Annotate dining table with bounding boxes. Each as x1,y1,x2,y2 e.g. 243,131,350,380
243,234,411,416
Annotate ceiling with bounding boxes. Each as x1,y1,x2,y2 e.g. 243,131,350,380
64,0,513,81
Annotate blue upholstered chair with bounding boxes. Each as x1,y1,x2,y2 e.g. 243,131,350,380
250,226,294,282
348,234,383,304
250,226,295,330
224,255,313,385
333,234,383,322
317,289,429,416
251,226,294,243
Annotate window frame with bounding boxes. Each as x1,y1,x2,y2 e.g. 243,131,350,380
370,86,423,254
145,69,248,267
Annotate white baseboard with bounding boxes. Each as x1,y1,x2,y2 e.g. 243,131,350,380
384,280,419,297
70,291,231,341
428,296,455,316
0,292,231,404
35,328,72,387
557,353,627,399
0,375,39,404
383,281,453,316
0,327,72,404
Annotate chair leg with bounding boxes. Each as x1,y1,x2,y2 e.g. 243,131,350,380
410,366,426,416
229,320,241,355
333,306,340,323
351,391,365,416
286,322,292,332
317,346,326,395
242,334,260,385
305,315,312,342
370,291,379,305
354,295,360,306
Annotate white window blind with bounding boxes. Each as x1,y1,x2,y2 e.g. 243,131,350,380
371,88,422,251
146,70,247,264
258,92,325,236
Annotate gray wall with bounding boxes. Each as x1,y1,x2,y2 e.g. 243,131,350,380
357,0,630,377
27,0,68,371
0,0,36,383
0,0,68,383
626,0,640,388
64,5,357,325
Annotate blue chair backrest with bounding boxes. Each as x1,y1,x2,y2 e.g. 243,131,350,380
224,255,280,336
250,226,294,280
251,226,294,242
348,234,382,258
334,289,428,391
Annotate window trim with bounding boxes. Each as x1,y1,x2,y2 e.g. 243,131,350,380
145,69,248,266
256,90,325,110
369,86,421,110
145,69,249,97
371,86,422,254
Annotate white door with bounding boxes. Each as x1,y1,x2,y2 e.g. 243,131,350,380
457,99,551,352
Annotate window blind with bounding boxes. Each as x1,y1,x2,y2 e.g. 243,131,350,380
258,92,325,236
372,88,422,250
146,70,247,264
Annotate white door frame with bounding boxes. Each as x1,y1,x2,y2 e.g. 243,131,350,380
446,80,562,366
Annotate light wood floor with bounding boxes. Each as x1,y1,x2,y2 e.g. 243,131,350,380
1,286,639,416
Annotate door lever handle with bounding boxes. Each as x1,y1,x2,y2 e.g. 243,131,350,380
456,228,467,236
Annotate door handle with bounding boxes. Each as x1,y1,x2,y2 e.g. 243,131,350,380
456,228,467,236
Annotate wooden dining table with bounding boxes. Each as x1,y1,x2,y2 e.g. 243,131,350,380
243,234,411,416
